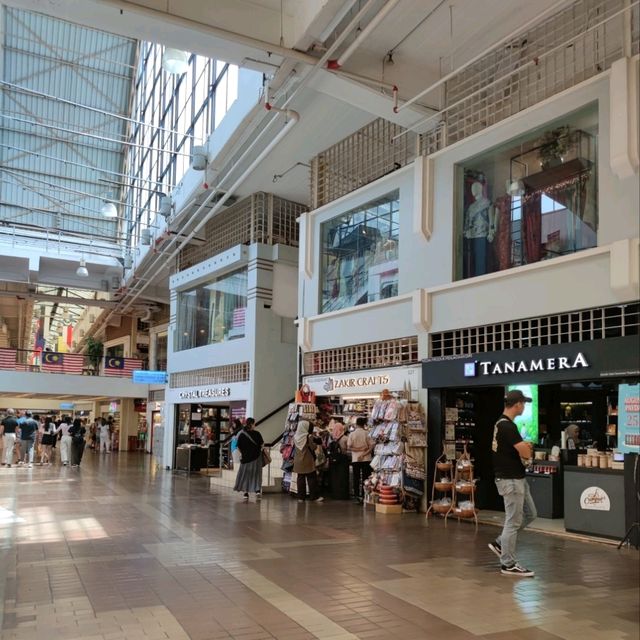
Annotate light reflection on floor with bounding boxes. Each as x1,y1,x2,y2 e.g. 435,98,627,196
0,505,107,543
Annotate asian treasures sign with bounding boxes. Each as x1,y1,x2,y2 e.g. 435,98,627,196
422,336,640,388
303,366,421,396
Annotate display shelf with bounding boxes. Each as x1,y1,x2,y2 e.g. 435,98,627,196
447,445,478,527
427,450,453,522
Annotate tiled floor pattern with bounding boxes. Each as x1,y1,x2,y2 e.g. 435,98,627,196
0,455,638,640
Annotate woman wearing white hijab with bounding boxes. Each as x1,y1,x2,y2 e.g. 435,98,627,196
293,420,323,503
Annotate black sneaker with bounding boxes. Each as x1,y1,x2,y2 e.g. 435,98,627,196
501,563,534,577
488,541,501,558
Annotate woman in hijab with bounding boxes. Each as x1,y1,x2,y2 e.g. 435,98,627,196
293,420,323,503
565,424,580,450
233,418,264,501
328,419,350,500
68,418,86,467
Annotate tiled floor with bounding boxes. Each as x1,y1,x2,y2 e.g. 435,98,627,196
0,454,638,640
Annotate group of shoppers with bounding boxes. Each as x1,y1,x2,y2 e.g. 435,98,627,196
0,409,105,468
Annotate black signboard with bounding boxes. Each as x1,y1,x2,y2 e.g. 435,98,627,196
422,336,640,389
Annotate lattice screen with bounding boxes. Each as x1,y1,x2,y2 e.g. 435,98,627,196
430,303,640,357
443,0,639,145
178,192,306,271
169,362,250,388
303,336,419,375
310,118,418,209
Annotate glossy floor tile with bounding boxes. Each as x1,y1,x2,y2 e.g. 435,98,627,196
0,454,638,639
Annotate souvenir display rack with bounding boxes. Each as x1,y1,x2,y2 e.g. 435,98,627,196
364,398,426,511
447,445,478,527
280,402,317,493
427,449,454,522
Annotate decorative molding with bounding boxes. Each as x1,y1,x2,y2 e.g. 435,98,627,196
610,237,640,295
610,56,639,179
412,288,431,332
298,317,311,352
413,156,434,240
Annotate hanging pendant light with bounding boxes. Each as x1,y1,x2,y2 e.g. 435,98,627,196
100,193,118,218
162,48,189,74
76,259,89,277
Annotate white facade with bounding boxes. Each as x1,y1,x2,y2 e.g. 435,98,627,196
161,242,298,468
298,63,640,366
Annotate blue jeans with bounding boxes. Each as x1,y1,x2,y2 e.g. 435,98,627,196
495,478,537,567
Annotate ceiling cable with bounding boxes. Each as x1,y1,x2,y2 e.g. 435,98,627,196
385,0,447,58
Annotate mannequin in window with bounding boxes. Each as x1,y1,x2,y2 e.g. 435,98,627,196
463,181,497,277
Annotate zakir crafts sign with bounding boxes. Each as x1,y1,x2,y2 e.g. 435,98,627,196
618,383,640,454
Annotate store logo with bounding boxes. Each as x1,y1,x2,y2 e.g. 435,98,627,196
178,387,231,400
464,362,477,377
580,486,611,511
323,374,391,391
470,352,589,376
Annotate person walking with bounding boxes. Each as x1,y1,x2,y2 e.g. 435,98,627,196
18,411,39,467
347,417,374,503
99,418,111,453
40,416,56,465
488,389,537,578
1,409,19,467
293,420,323,503
69,418,86,467
58,415,72,466
233,418,264,501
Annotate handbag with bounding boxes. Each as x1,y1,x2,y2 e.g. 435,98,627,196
294,384,316,404
261,447,272,467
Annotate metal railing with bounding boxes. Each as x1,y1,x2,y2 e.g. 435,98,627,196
0,348,146,377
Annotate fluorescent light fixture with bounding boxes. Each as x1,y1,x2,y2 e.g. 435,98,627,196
76,259,89,277
162,48,189,74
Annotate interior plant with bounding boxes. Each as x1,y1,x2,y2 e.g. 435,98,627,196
538,125,574,169
86,336,104,373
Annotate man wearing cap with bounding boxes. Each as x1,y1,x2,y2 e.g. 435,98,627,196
488,389,537,577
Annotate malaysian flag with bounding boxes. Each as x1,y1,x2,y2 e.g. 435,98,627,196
104,357,143,377
42,351,84,374
0,348,17,370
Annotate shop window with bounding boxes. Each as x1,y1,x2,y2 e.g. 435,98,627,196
320,190,400,313
455,105,598,280
175,268,247,351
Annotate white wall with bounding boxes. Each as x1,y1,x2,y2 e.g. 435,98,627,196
298,69,640,357
0,371,144,397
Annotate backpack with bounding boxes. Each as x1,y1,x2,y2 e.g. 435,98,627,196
328,437,348,464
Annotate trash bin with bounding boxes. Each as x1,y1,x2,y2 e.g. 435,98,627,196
127,435,138,451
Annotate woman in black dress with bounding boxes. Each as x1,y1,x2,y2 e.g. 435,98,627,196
69,418,86,467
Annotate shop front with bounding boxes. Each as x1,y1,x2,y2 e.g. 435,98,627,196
422,334,640,541
293,365,427,510
166,382,249,472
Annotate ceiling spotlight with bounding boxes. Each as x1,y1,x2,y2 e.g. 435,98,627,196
76,259,89,277
162,48,189,74
101,200,118,218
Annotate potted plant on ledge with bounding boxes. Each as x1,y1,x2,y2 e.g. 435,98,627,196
86,337,104,376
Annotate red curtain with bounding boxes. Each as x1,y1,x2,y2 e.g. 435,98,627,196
522,193,542,264
493,195,512,271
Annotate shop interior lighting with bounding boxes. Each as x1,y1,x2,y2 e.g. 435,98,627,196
162,48,190,74
76,259,89,277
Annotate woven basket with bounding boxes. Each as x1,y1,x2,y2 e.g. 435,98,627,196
431,502,452,514
434,481,453,492
436,461,452,472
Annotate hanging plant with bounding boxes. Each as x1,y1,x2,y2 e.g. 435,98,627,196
538,126,574,169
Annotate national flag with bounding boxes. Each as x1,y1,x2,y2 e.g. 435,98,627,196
34,318,45,352
103,357,143,377
0,348,17,370
42,351,84,374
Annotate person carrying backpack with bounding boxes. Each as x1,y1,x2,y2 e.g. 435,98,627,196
328,420,350,500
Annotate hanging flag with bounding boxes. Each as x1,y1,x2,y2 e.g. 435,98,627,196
66,325,73,348
104,356,143,377
34,318,45,352
42,351,84,374
0,348,17,370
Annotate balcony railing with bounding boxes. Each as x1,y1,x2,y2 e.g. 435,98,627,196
0,349,146,378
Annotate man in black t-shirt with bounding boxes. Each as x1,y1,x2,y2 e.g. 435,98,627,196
1,409,18,467
488,390,537,578
19,411,39,467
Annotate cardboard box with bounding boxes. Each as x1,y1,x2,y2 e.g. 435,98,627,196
375,503,403,514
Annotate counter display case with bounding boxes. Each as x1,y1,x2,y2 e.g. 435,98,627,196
564,466,626,539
